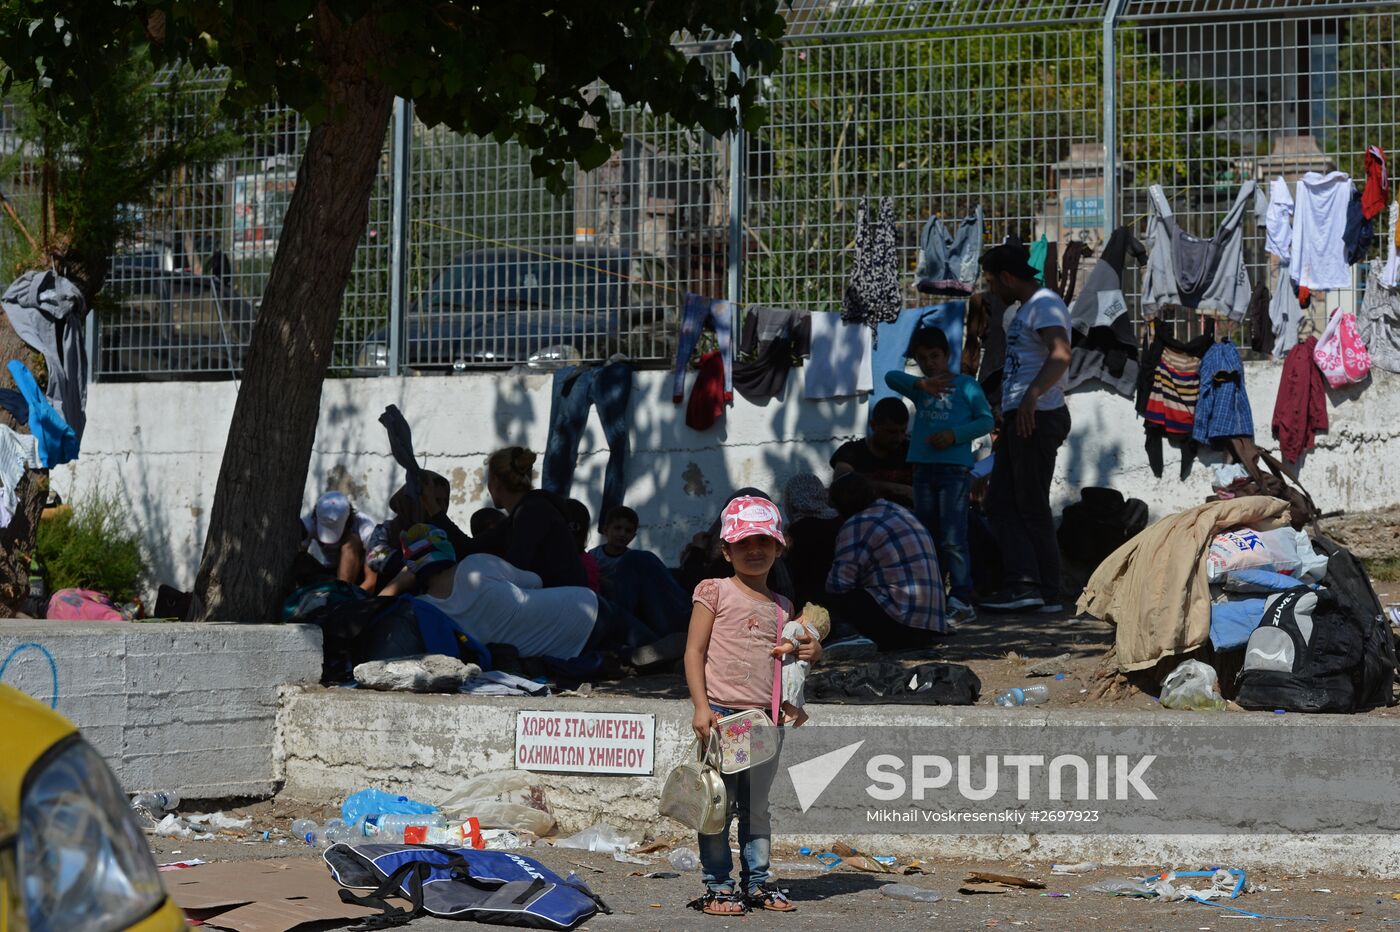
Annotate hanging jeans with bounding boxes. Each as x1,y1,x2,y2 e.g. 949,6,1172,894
673,293,733,404
985,406,1071,603
541,361,632,529
869,303,966,407
912,463,973,604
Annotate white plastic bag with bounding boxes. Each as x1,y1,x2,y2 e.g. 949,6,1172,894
1159,659,1225,711
1206,527,1303,581
437,771,557,837
553,822,638,853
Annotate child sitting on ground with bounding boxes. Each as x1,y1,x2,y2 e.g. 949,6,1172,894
588,505,638,587
770,604,830,727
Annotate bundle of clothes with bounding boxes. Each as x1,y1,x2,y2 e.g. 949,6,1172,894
1078,478,1397,714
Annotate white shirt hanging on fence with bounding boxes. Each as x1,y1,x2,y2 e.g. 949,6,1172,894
1290,170,1353,290
1265,175,1294,263
803,313,873,399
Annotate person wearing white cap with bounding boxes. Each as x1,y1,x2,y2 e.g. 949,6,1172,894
300,490,378,587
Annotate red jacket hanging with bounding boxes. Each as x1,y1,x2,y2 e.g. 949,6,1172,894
1363,145,1389,221
1272,337,1329,464
686,350,726,431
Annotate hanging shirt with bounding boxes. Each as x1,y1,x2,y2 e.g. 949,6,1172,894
1272,337,1328,464
1380,199,1400,290
1265,175,1294,263
1141,181,1262,321
1191,340,1254,446
1290,171,1353,290
1359,262,1400,374
803,313,873,399
1001,288,1072,412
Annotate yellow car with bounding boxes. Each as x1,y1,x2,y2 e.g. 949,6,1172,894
0,684,185,931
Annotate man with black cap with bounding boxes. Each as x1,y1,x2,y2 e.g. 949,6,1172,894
977,241,1073,614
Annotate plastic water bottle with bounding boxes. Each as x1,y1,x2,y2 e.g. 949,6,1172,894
290,819,320,845
360,813,447,842
668,848,699,871
323,818,352,846
132,792,180,813
994,686,1049,707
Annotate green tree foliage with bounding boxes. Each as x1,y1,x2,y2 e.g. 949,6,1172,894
744,11,1219,308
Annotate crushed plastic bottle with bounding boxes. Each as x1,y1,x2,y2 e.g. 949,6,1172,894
879,883,942,903
994,686,1049,707
290,819,320,845
132,792,180,813
668,848,699,871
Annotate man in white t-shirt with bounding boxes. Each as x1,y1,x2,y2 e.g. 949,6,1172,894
300,490,377,587
976,243,1073,614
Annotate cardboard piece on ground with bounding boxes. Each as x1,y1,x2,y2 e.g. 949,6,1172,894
165,858,386,932
959,871,1047,894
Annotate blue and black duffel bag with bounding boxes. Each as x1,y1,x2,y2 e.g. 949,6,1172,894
323,843,608,929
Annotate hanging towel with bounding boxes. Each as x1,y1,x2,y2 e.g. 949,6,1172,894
868,303,965,407
1142,181,1261,321
6,360,77,468
1363,145,1389,221
0,270,87,442
1028,234,1049,284
804,313,873,399
1192,340,1253,446
1358,262,1400,373
842,197,902,329
1290,170,1353,290
914,206,983,295
1272,337,1328,464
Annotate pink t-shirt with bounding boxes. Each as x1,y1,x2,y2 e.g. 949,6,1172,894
693,577,795,710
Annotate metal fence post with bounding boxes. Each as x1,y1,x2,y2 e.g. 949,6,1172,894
1102,0,1127,239
388,96,412,377
726,50,747,311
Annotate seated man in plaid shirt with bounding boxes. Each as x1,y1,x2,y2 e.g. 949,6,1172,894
823,473,948,651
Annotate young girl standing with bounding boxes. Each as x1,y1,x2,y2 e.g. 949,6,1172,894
683,495,819,916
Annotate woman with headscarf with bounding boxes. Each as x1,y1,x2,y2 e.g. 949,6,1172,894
402,524,679,665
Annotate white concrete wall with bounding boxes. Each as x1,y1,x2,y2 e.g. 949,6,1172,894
58,364,1400,594
0,621,322,798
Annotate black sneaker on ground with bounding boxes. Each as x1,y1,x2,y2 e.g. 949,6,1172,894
977,589,1046,613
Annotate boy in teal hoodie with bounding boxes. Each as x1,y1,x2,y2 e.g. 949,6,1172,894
884,327,994,621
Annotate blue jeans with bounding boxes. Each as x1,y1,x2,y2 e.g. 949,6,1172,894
600,549,691,636
913,463,972,604
698,704,779,893
542,361,632,529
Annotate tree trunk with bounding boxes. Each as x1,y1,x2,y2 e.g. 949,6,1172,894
189,8,393,622
0,318,49,615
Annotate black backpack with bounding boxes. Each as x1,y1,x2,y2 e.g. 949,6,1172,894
1235,588,1364,713
1311,533,1398,710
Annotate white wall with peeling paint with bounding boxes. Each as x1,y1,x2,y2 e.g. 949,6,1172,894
56,364,1400,597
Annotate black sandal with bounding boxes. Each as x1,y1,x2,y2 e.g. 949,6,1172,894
687,888,749,916
748,884,797,912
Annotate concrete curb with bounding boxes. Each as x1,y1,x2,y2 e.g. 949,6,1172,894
279,687,1400,877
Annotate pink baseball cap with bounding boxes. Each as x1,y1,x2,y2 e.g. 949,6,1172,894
720,495,786,547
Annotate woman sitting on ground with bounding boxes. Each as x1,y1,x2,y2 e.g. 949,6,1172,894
401,524,677,666
469,446,589,589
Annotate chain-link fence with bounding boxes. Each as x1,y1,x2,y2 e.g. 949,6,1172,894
64,0,1400,378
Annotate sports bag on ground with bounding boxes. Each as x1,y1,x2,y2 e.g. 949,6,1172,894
1311,533,1398,710
324,843,608,930
1235,588,1364,713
